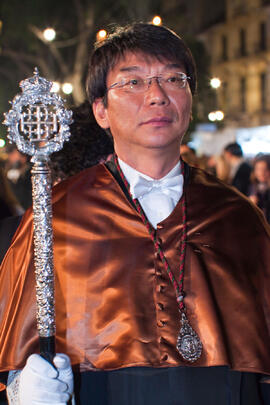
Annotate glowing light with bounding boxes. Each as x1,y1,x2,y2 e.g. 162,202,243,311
0,139,6,148
208,110,224,121
210,77,221,89
208,112,217,122
152,16,162,26
43,28,56,42
216,110,224,121
62,82,73,94
96,29,107,41
51,82,60,92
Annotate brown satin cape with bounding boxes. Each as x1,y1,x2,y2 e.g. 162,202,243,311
0,163,270,376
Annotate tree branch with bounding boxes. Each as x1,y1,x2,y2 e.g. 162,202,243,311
1,48,52,77
73,0,86,30
28,25,70,76
0,65,16,82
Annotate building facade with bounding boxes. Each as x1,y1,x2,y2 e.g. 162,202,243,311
198,0,270,129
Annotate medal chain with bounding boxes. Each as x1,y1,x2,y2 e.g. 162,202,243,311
113,154,202,362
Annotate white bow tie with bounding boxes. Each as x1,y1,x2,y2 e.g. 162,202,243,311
130,174,183,202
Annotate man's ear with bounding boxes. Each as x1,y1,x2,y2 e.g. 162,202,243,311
92,98,110,129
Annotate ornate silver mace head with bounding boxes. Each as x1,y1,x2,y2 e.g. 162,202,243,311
3,68,73,162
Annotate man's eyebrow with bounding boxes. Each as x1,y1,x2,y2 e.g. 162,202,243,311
119,66,140,72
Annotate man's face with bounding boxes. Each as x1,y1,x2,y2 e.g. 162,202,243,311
254,161,270,183
93,52,192,160
7,150,27,167
223,151,233,163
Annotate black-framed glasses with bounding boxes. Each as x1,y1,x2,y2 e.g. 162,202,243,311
107,72,190,94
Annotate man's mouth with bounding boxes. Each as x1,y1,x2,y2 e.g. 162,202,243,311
141,117,173,126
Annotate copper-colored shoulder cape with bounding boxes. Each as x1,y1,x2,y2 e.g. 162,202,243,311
0,164,270,376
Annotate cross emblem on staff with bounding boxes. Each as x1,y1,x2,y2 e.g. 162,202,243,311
20,104,58,142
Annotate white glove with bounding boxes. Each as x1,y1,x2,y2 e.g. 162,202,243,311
19,353,74,405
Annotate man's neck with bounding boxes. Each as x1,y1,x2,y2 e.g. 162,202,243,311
115,147,181,180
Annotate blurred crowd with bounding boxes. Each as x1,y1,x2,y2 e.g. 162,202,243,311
0,144,31,220
181,142,270,224
0,103,269,225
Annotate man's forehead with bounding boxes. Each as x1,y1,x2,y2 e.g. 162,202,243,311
110,51,185,74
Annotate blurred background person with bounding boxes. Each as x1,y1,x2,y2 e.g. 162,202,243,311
5,145,32,210
180,143,209,170
248,154,270,223
223,142,252,195
207,154,231,183
0,163,24,278
180,143,198,167
0,163,23,220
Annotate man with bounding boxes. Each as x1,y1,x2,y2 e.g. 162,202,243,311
1,23,270,404
223,142,252,195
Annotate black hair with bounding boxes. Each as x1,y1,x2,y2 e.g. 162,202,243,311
224,142,243,157
51,101,114,183
254,154,270,171
86,22,197,105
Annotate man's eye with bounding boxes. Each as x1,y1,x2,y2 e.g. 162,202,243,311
125,78,143,87
167,75,181,83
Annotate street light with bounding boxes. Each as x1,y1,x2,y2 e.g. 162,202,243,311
62,82,73,95
43,28,56,42
208,112,217,122
152,16,162,26
215,110,224,121
96,29,107,41
51,82,60,93
208,110,224,121
0,139,5,148
210,77,221,89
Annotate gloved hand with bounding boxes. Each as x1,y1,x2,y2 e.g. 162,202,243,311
19,353,74,405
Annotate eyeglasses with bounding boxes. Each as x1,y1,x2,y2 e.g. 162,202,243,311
107,72,190,94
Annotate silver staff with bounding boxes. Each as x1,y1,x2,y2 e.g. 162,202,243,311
3,68,73,362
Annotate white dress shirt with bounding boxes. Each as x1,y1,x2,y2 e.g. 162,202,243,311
118,159,183,228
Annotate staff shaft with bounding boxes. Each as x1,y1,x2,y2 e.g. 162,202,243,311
31,160,56,361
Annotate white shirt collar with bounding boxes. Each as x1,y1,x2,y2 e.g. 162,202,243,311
117,158,183,229
118,158,181,193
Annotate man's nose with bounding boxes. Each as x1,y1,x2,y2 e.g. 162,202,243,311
144,78,170,106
